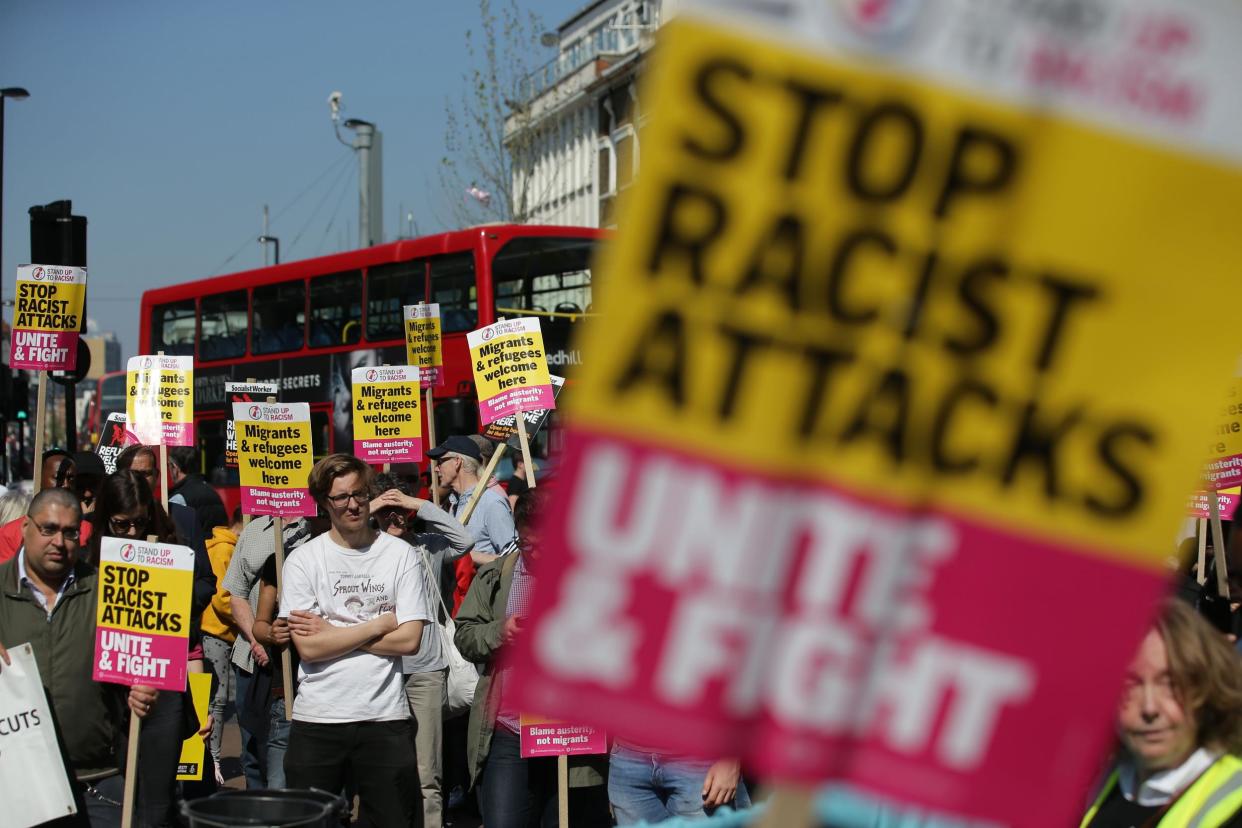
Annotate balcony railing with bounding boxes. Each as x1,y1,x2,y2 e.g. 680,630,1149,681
518,26,640,103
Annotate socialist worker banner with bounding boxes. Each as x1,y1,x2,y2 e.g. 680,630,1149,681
467,318,555,425
9,264,87,371
93,537,194,692
509,2,1242,826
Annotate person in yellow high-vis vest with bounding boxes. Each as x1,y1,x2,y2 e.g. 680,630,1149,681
1082,600,1242,827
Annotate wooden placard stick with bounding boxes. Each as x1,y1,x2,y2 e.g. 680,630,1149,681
380,364,392,474
515,414,536,490
243,377,257,526
156,351,168,514
123,533,163,828
1209,491,1230,599
426,388,440,507
263,392,295,717
31,373,47,494
557,754,569,827
757,787,815,828
1198,517,1209,586
460,442,507,525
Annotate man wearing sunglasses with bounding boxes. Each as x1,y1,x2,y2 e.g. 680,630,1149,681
280,453,432,827
428,436,517,567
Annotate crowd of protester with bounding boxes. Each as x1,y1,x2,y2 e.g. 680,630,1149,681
5,435,1242,828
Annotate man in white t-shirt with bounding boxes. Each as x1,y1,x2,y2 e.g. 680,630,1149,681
281,454,431,827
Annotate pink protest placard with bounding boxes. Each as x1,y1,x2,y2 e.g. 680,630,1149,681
519,715,607,759
1187,489,1241,520
509,431,1172,827
234,402,317,518
10,264,87,371
93,537,194,692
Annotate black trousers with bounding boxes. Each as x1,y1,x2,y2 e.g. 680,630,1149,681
285,719,422,828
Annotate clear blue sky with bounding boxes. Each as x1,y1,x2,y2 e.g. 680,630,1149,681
0,0,583,360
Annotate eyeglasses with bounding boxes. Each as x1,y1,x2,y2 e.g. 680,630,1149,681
325,491,371,508
35,522,80,541
435,456,459,467
109,516,150,534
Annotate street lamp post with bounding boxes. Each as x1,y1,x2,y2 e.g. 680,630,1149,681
258,234,281,265
0,87,29,484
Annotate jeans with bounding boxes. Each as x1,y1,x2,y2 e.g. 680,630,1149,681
201,635,233,763
405,669,447,828
137,688,184,828
266,696,291,789
478,728,610,828
285,719,421,828
608,745,751,826
233,665,268,789
45,774,125,828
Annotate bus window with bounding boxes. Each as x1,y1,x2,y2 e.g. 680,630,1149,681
430,253,477,333
199,290,248,361
366,259,426,341
311,410,330,460
151,300,197,356
252,282,306,354
310,270,363,348
492,236,594,318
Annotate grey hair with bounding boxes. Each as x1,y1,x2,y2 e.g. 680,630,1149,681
28,487,82,521
446,451,480,477
0,491,32,524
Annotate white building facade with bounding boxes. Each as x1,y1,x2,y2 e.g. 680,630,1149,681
507,0,674,228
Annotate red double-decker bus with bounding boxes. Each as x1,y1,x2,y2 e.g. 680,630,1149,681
137,224,598,488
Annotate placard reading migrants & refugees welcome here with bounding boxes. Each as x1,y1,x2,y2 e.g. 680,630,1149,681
234,402,315,517
511,2,1242,825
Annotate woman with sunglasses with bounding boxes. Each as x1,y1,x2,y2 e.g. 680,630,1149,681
92,471,209,825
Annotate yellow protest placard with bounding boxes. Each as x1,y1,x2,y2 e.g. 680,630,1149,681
126,355,194,446
10,264,87,371
1206,376,1242,489
404,303,444,387
566,20,1242,567
176,673,212,781
467,318,556,425
234,402,315,517
352,365,422,463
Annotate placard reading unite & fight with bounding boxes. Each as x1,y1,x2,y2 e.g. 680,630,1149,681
93,537,194,692
10,264,87,371
509,1,1242,825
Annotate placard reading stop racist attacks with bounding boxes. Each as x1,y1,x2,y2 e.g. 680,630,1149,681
225,382,280,469
10,264,87,371
1206,377,1242,489
93,537,194,693
126,355,194,446
404,304,444,388
234,402,315,518
352,365,422,463
509,3,1242,826
467,317,555,425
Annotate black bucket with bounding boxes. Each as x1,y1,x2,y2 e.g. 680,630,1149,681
210,789,349,823
181,790,340,828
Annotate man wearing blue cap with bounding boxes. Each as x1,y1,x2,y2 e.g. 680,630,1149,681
427,436,516,566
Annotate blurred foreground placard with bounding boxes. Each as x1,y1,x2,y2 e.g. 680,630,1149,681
511,2,1242,825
